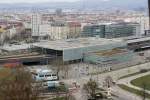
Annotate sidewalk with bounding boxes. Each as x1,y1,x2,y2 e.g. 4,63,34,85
118,71,150,95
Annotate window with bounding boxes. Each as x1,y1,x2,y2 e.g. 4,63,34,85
39,75,44,77
45,74,51,77
52,74,57,76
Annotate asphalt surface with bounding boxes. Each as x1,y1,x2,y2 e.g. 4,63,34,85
63,62,150,100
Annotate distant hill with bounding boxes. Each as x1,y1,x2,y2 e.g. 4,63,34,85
82,0,147,9
0,0,147,10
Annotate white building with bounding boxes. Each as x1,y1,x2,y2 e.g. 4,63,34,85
0,28,18,44
31,13,41,37
38,21,81,40
39,24,50,36
50,24,69,40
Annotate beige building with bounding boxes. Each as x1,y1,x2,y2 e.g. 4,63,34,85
50,25,69,40
68,22,81,38
39,21,81,40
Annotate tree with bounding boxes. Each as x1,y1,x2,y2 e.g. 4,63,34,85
63,62,69,79
104,76,114,88
51,58,64,78
55,86,75,100
0,67,41,100
51,59,69,79
83,79,98,98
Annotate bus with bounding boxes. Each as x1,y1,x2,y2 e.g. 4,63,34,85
31,69,59,88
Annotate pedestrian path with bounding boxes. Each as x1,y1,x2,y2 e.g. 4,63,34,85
118,71,150,94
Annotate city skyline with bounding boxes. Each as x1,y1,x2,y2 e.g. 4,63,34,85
0,0,80,3
0,0,149,100
0,0,145,4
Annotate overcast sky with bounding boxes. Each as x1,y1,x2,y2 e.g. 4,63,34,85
0,0,145,4
0,0,80,3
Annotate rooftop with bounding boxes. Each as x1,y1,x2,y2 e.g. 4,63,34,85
33,37,123,51
92,48,127,57
124,37,150,44
2,43,31,51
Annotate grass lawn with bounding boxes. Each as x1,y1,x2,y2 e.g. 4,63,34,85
131,74,150,91
118,84,150,99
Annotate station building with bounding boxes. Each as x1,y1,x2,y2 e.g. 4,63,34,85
33,37,136,64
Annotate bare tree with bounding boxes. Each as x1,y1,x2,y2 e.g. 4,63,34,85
51,58,70,79
64,62,69,79
0,67,41,100
51,58,64,78
104,76,114,88
83,79,98,98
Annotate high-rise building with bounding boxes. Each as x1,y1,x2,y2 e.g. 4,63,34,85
31,13,41,37
55,8,63,17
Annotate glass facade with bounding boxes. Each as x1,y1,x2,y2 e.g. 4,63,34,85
105,24,135,38
82,25,105,38
82,23,140,38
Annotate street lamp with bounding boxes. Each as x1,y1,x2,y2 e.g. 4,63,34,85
148,0,150,28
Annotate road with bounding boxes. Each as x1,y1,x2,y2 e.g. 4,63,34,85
118,71,150,94
111,86,142,100
62,62,150,100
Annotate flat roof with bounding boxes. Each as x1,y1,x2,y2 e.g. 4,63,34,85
126,37,150,44
33,37,123,51
115,36,150,44
2,44,31,51
92,49,127,57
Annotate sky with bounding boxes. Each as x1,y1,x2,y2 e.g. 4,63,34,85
0,0,80,3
